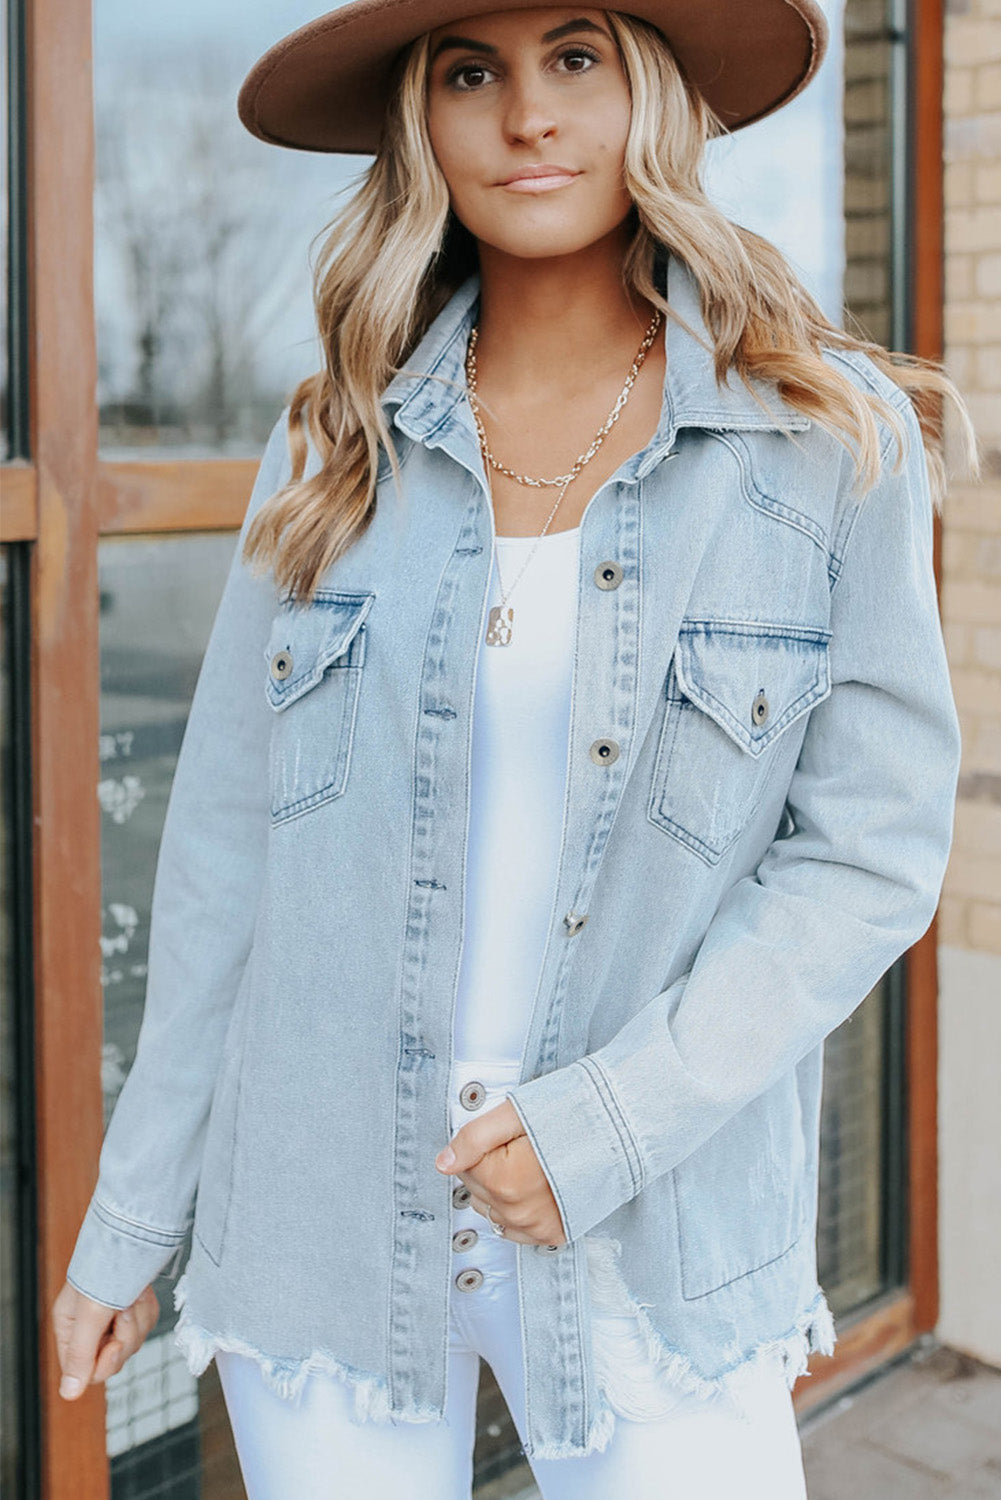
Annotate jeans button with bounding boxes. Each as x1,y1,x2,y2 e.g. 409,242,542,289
452,1183,472,1208
455,1268,485,1292
452,1228,478,1252
459,1081,486,1110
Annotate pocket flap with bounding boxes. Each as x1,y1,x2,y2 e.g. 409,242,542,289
672,621,831,755
264,592,375,711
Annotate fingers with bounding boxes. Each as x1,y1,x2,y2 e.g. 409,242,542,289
439,1101,526,1175
465,1190,536,1244
55,1295,111,1399
53,1282,160,1398
94,1286,160,1383
465,1184,566,1249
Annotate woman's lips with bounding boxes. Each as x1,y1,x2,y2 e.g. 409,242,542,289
501,172,580,193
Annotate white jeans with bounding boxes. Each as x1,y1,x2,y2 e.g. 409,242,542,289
215,1060,809,1500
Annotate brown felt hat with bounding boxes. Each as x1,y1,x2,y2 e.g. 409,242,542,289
237,0,829,155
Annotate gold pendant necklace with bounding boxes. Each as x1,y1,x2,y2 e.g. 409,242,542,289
465,308,662,646
484,469,573,646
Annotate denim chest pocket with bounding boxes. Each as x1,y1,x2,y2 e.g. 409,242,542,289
648,620,832,865
263,591,375,824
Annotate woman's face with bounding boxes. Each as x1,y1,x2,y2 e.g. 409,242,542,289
425,7,634,262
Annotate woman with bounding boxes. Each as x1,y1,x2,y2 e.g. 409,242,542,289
53,3,977,1497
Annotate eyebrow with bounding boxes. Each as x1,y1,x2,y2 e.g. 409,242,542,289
429,18,612,65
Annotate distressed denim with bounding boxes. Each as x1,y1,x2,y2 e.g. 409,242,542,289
66,248,962,1461
213,1058,808,1499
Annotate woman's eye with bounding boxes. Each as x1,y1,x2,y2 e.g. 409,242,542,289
558,47,599,74
445,60,495,91
444,46,600,92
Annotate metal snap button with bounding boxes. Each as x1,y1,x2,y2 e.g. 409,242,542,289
452,1228,478,1252
751,690,769,727
594,560,623,590
535,1243,562,1254
452,1183,472,1209
270,650,293,681
455,1268,485,1292
589,738,620,765
459,1081,486,1110
563,910,589,935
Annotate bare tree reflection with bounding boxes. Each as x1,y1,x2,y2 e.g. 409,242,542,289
95,43,328,452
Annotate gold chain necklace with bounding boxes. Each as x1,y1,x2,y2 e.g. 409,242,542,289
465,308,662,646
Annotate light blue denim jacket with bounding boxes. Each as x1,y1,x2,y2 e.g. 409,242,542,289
66,249,961,1460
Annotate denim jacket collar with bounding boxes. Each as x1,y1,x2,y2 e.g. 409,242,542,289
381,248,810,485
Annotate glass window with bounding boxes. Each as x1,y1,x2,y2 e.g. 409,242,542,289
704,0,847,322
94,3,371,457
2,0,27,462
1,0,10,461
2,4,33,1492
815,0,910,1316
0,546,27,1500
818,983,892,1313
98,533,245,1498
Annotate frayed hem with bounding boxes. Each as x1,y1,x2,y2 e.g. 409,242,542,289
525,1401,618,1461
584,1234,837,1428
171,1272,440,1426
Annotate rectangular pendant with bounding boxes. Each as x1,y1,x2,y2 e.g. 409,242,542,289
485,605,514,646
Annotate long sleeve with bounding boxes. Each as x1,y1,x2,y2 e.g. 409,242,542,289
504,394,962,1246
65,411,291,1309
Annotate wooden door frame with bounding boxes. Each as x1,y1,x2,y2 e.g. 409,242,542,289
3,0,946,1487
23,0,106,1492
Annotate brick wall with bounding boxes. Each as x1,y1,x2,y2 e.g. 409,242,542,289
937,0,1001,1368
940,0,1001,956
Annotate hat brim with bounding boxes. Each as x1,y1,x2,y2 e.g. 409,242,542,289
237,0,829,154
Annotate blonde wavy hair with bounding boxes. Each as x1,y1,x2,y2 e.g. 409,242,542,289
244,10,979,604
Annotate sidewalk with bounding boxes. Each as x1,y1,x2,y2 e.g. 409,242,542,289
799,1339,1001,1499
477,1337,1001,1499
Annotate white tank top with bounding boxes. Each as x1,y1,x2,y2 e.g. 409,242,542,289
452,525,580,1065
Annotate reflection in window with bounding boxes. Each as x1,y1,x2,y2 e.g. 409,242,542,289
813,0,909,1319
703,0,846,323
818,983,890,1314
98,533,245,1499
94,3,369,457
1,18,7,462
1,548,25,1500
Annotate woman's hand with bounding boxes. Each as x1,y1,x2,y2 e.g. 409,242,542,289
52,1281,160,1399
435,1099,567,1248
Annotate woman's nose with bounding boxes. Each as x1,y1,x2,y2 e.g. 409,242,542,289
501,77,559,146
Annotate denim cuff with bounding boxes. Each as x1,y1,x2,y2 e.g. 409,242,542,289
65,1196,190,1311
